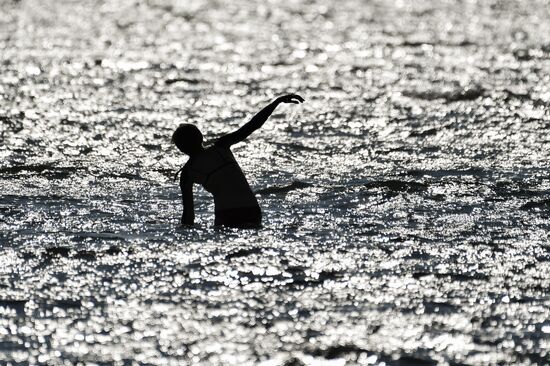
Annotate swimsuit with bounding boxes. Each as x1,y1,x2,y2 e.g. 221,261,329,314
180,144,261,227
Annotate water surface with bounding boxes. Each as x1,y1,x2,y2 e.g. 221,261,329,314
1,0,549,365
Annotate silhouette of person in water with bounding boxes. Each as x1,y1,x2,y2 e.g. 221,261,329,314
172,94,305,227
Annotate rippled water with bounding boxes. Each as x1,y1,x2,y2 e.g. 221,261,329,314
1,0,550,365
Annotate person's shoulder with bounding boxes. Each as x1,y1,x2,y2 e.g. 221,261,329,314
212,135,233,149
203,140,229,154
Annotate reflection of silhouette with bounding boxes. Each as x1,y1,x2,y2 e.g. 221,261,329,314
173,94,304,227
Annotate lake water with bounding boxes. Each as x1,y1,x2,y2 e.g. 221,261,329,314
1,0,549,365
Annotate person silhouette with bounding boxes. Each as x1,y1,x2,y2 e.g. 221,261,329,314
172,94,305,227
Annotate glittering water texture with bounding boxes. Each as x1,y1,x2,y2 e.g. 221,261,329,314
1,0,550,365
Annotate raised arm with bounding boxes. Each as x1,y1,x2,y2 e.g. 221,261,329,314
216,94,304,147
180,179,194,225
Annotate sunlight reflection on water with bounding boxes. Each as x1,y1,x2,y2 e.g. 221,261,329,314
1,0,550,365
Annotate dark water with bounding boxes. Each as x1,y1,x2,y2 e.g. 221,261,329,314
1,0,550,365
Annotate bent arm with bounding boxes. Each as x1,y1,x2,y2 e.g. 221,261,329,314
217,94,304,147
181,181,194,225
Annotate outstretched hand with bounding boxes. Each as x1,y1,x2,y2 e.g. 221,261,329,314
276,94,305,104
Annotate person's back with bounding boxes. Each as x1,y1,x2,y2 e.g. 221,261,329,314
172,93,304,228
182,143,260,226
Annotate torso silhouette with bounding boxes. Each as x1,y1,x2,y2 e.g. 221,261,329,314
181,143,259,211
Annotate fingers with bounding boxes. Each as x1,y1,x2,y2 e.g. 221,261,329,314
293,95,305,103
278,94,305,104
286,94,305,103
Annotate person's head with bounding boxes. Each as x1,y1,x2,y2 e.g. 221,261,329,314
172,124,203,155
